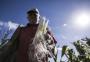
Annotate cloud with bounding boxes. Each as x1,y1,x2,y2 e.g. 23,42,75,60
0,21,19,30
57,47,62,51
0,21,4,26
8,21,19,30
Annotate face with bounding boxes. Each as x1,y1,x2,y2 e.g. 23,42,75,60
27,12,39,24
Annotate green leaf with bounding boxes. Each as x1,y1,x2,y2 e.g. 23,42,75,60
61,45,68,57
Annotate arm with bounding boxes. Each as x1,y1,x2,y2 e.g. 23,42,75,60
9,26,21,50
0,26,22,62
45,28,57,58
46,28,57,45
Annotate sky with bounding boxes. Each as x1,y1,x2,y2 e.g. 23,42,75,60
0,0,90,61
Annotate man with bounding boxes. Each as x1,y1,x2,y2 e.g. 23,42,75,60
5,8,57,62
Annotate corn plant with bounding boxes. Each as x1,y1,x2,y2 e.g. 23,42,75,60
61,37,90,62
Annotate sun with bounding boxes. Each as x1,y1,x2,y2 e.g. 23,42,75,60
74,12,90,28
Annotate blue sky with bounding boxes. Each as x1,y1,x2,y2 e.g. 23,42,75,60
0,0,90,61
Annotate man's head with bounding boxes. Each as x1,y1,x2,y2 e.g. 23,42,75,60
27,8,40,24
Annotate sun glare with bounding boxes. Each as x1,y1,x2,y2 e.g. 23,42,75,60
73,12,90,28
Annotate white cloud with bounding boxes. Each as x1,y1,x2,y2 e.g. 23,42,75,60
0,21,4,26
57,47,62,51
8,21,19,30
0,21,19,30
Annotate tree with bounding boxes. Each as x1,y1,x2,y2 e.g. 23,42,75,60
60,37,90,62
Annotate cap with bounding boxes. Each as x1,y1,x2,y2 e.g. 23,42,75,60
27,8,39,14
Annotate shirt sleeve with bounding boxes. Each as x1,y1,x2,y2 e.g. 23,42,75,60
0,26,22,62
8,26,23,51
10,26,21,42
46,28,57,44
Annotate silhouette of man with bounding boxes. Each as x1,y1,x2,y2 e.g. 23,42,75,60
9,8,57,62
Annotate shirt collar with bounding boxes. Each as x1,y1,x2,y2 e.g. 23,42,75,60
27,23,39,27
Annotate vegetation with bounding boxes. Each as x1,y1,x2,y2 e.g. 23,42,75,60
0,30,90,62
60,37,90,62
